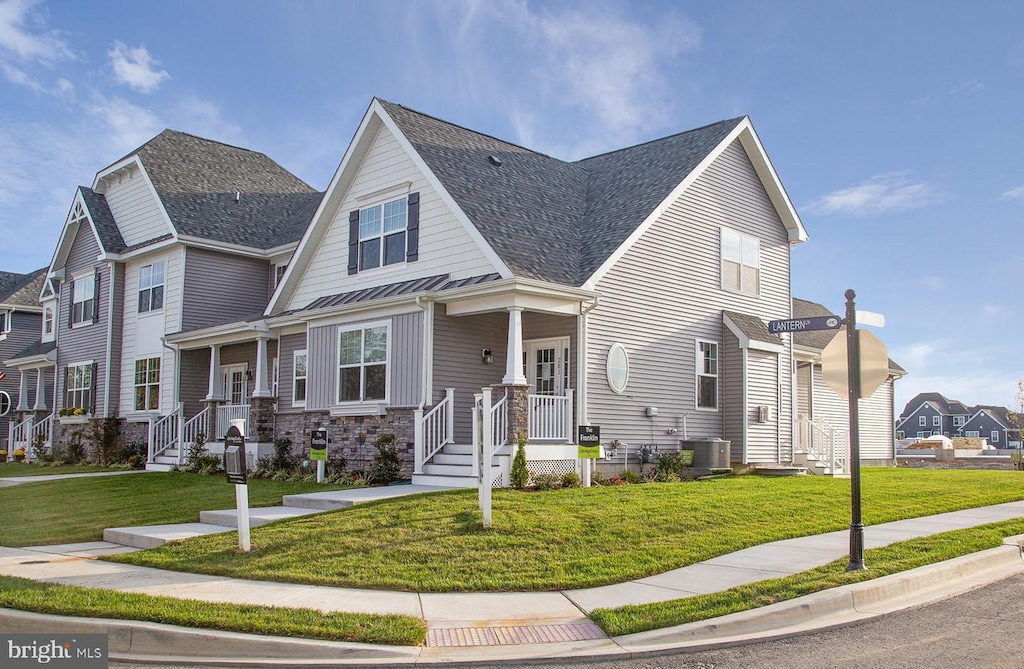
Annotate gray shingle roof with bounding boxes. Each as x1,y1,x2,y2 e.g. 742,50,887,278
379,100,744,286
723,310,782,346
79,187,126,253
0,267,46,306
128,130,321,250
9,340,55,362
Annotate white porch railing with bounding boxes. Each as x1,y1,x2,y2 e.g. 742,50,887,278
9,416,32,456
472,389,509,481
216,404,253,440
148,405,181,464
182,407,210,466
29,414,53,456
527,389,574,442
414,388,455,474
796,416,849,475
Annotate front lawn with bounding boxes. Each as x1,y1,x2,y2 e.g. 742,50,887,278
0,462,126,477
0,472,349,546
108,468,1024,592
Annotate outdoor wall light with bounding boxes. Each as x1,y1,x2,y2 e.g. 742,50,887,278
244,369,253,381
482,348,494,364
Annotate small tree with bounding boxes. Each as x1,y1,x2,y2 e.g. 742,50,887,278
511,434,529,489
368,433,402,484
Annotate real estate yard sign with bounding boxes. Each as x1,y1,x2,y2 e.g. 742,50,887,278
310,429,328,461
578,425,601,458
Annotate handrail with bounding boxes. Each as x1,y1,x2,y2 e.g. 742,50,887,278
182,407,209,465
148,405,181,463
29,414,53,457
9,416,32,454
490,391,509,450
216,403,253,440
797,416,849,474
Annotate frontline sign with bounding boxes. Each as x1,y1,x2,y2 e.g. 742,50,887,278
767,315,841,334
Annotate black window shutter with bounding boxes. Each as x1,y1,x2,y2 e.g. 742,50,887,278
406,192,420,262
347,210,360,275
63,366,69,409
67,281,74,328
92,271,100,324
90,362,98,415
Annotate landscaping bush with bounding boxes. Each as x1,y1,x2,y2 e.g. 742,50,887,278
64,431,86,464
511,436,529,489
183,432,221,475
620,469,643,484
654,451,691,480
87,416,122,465
272,438,296,471
561,471,582,488
532,473,561,490
367,433,401,485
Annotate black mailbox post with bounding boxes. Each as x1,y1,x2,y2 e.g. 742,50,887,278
224,425,247,485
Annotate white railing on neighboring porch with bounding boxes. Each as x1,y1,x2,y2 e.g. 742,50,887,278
216,404,252,440
528,389,574,441
796,416,849,475
8,416,32,457
148,404,181,464
181,407,210,466
29,414,53,455
414,388,455,474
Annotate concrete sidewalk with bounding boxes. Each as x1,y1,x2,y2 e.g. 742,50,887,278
0,500,1022,662
0,469,152,487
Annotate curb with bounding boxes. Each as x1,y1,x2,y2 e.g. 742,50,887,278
2,541,1022,666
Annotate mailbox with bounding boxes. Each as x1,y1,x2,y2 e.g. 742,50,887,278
224,425,247,485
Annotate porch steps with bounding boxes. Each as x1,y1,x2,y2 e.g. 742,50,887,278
412,443,510,488
793,451,850,478
145,446,181,472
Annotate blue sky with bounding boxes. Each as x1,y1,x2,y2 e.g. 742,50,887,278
0,0,1021,413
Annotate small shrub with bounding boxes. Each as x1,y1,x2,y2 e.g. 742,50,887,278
532,473,561,490
326,453,348,479
87,416,122,465
654,451,692,480
272,438,296,471
561,471,582,488
656,470,681,483
367,433,402,485
64,431,86,464
511,435,529,489
620,470,643,484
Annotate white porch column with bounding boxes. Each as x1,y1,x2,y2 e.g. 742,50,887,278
32,369,47,411
16,370,30,411
205,344,222,401
502,307,527,385
253,336,271,398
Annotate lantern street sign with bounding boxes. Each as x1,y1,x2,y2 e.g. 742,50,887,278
767,315,842,334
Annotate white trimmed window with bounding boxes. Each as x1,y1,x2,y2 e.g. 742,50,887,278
965,431,980,438
337,324,388,403
134,357,160,411
606,343,629,394
953,415,965,427
992,431,1000,443
919,416,926,427
66,362,93,411
932,415,940,427
916,431,925,438
272,356,280,397
0,310,9,335
43,306,53,337
696,340,718,410
293,350,307,406
359,197,407,270
0,390,10,416
71,275,96,325
274,264,287,289
138,261,165,313
721,228,760,295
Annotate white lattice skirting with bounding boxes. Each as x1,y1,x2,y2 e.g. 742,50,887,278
527,459,577,484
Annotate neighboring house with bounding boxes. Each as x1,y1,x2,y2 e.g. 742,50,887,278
0,268,49,451
164,98,816,485
5,130,321,460
895,392,971,439
791,298,905,469
894,393,1019,446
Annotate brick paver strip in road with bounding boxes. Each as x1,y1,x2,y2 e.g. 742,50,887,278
427,622,605,647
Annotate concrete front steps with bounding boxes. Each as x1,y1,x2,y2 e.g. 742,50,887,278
411,443,511,488
102,484,454,549
145,446,180,472
793,450,850,477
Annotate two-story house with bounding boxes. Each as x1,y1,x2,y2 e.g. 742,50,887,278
0,267,49,452
6,130,320,460
896,393,978,440
160,98,817,484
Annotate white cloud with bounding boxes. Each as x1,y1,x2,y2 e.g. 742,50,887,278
170,95,242,142
999,185,1024,201
0,0,71,62
108,40,169,93
805,173,941,217
891,339,1020,412
87,93,165,153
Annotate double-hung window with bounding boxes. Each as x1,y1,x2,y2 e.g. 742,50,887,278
293,350,307,406
965,430,980,438
138,261,165,313
696,340,718,410
0,310,8,335
953,415,965,427
66,362,93,411
359,197,407,270
932,415,940,427
721,228,760,295
338,324,388,403
43,307,53,336
71,276,96,325
919,416,927,427
134,357,160,411
992,431,1000,443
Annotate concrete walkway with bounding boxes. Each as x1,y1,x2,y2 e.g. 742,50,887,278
1,500,1023,660
0,468,152,487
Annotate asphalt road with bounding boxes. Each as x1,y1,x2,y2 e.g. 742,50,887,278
110,572,1024,669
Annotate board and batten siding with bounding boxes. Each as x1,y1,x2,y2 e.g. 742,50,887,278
587,139,794,458
118,249,182,416
178,348,210,420
304,312,423,411
287,124,498,311
100,164,171,248
55,227,113,415
181,248,269,333
810,365,895,462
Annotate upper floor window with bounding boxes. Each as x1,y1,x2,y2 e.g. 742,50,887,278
360,197,407,271
932,415,940,427
293,350,307,406
721,228,760,295
0,310,9,335
953,415,966,427
43,307,53,335
71,275,96,326
337,323,388,403
919,416,926,427
696,339,719,410
274,264,287,289
138,261,165,313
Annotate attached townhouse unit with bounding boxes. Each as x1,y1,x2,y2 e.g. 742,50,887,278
791,298,905,471
8,98,906,483
0,268,49,452
896,393,1020,447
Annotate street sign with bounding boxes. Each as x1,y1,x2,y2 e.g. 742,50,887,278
821,328,889,399
767,315,842,334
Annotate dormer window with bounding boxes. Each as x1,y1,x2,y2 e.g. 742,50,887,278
43,307,53,335
359,197,407,270
0,310,9,335
138,261,165,313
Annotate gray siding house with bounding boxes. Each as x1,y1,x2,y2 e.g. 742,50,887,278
170,98,819,485
895,392,973,440
0,268,49,453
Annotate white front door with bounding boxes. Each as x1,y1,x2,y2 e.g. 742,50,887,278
222,364,248,404
525,338,570,395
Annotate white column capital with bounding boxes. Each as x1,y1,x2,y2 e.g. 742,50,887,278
252,336,272,398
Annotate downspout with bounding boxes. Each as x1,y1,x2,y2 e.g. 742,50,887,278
103,261,116,417
576,296,600,428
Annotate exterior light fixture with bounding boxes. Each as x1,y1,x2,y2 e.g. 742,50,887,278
482,348,494,364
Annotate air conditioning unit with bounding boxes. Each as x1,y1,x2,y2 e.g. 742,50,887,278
757,405,772,423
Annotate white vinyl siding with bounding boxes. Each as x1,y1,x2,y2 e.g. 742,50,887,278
287,123,498,310
99,162,172,247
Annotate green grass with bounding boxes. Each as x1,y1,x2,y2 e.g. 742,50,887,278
0,462,126,477
589,518,1024,636
0,472,348,546
108,468,1024,592
0,575,425,645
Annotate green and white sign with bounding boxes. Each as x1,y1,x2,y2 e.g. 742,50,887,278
578,425,601,459
310,429,328,461
680,450,695,466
